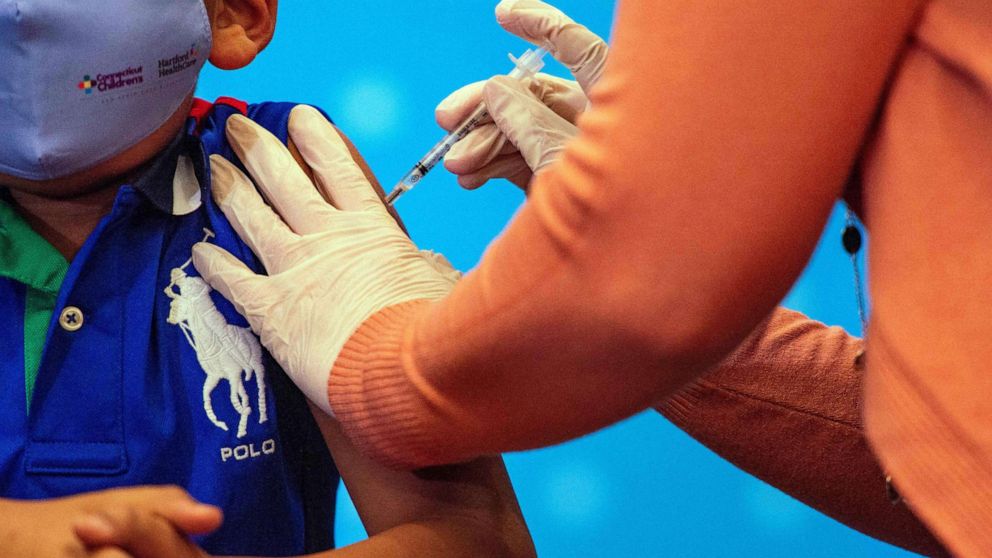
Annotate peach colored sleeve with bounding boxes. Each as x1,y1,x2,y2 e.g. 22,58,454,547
329,0,924,468
658,308,945,556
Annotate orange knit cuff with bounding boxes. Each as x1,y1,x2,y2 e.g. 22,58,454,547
328,300,438,470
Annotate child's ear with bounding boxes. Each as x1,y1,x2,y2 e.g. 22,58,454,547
207,0,278,70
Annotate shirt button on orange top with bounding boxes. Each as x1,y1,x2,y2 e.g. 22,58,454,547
59,306,84,332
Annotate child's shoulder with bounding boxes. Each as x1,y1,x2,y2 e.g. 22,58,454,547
194,98,332,140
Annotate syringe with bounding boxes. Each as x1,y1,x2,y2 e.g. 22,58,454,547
385,47,549,206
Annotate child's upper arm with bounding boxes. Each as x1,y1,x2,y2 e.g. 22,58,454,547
307,402,534,557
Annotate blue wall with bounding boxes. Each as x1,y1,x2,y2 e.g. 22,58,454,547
197,2,918,556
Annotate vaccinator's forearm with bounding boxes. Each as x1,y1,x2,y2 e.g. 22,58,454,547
657,309,946,557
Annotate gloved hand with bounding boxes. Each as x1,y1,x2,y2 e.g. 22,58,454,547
192,107,460,416
439,0,609,190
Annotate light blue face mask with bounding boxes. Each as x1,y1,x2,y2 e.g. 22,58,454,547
0,0,212,181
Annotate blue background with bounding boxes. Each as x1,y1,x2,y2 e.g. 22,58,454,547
197,2,918,556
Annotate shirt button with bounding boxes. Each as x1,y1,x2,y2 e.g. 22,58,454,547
59,306,85,332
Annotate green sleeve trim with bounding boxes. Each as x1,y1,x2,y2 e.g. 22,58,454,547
0,199,68,295
23,288,56,413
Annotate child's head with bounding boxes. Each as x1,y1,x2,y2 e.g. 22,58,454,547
0,0,277,197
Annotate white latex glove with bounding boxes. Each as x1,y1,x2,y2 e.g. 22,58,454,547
439,0,609,190
192,106,460,416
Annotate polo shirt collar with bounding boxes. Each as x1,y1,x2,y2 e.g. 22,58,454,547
0,197,68,295
130,126,206,217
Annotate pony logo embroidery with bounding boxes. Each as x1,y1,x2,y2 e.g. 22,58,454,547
165,229,268,439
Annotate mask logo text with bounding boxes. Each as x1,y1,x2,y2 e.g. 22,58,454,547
76,67,144,95
159,44,201,78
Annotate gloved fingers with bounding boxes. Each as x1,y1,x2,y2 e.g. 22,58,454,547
209,155,298,273
437,74,586,186
484,75,579,172
456,153,532,190
226,114,333,236
288,105,389,216
436,81,492,132
419,250,463,285
438,75,584,133
532,73,590,123
192,243,266,334
495,0,609,93
444,123,510,175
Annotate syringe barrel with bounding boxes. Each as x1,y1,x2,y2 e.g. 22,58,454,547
387,47,548,205
418,103,490,173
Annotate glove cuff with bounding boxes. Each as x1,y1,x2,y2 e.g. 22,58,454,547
328,299,440,469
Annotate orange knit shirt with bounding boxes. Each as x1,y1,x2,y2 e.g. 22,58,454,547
330,1,992,555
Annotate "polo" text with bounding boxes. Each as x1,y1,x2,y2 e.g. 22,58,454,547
221,439,276,462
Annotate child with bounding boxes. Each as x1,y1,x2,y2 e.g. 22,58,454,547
0,0,533,556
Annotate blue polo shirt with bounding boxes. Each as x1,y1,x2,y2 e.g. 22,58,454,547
0,99,339,556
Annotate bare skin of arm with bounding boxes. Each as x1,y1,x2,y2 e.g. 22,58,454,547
300,405,534,558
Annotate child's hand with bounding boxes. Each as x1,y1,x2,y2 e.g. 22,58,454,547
0,486,221,558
